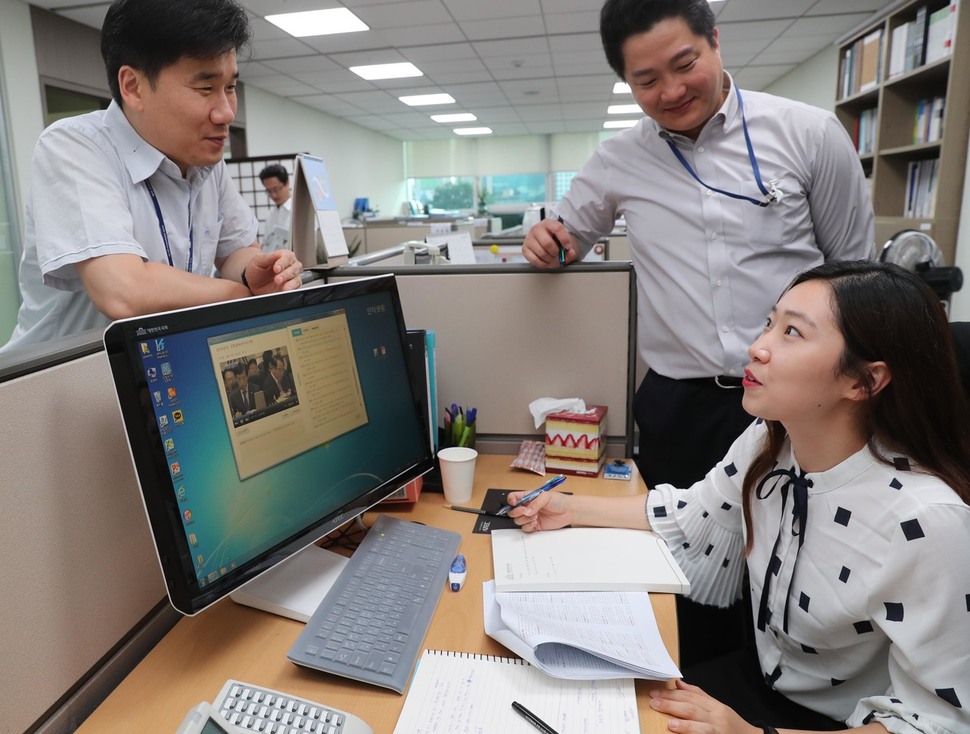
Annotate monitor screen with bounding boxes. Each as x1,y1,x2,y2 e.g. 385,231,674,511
105,275,432,616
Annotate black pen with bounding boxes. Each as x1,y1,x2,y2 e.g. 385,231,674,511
540,207,567,266
449,505,504,517
512,701,559,734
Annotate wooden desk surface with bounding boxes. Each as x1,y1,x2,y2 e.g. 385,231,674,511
77,456,676,733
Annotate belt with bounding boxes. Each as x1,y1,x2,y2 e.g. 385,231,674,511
679,375,744,389
648,371,744,389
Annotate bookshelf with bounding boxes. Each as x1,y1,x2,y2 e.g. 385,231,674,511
835,0,969,263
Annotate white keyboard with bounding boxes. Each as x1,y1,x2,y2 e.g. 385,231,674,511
213,679,372,734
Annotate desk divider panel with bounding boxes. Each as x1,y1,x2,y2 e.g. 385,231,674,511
0,348,173,734
326,263,637,456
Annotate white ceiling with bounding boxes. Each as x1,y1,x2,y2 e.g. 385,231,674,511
29,0,894,141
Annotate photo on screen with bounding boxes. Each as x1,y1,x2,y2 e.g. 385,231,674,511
208,309,369,480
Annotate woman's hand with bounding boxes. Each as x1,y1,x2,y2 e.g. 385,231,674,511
649,680,760,734
507,490,572,532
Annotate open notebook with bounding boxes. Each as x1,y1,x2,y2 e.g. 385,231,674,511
393,650,639,734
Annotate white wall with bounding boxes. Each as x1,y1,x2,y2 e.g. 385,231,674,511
0,0,44,210
244,85,406,219
762,44,840,111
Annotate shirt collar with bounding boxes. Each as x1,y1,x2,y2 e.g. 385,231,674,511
104,100,214,186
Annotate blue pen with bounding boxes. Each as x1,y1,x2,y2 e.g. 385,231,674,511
495,474,567,516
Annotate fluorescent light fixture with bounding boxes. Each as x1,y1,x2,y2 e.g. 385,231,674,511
431,113,477,123
454,127,493,136
604,120,638,129
608,104,641,115
613,82,631,94
399,93,455,106
350,62,422,81
265,8,368,38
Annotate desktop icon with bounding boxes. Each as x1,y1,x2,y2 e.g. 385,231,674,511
172,409,185,425
140,342,151,357
167,386,178,401
188,533,198,546
183,509,193,522
158,415,169,427
170,461,181,475
165,438,176,453
146,367,157,380
177,485,187,502
153,390,163,406
161,362,173,379
155,338,166,353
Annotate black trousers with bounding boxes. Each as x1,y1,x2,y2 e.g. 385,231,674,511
634,370,755,668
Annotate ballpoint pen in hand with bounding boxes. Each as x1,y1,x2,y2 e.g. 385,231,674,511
495,474,567,516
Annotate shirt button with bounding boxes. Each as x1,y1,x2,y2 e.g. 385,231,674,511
722,325,730,333
714,279,722,287
698,146,705,153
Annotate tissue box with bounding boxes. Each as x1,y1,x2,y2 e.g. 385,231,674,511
545,405,607,477
378,476,423,504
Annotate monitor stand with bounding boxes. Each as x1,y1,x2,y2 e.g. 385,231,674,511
229,544,349,622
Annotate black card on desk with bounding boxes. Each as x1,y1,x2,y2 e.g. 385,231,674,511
470,488,572,534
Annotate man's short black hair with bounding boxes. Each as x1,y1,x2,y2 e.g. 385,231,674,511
600,0,716,78
259,164,289,186
101,0,252,106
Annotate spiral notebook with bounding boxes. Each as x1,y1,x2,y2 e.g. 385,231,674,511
392,650,639,733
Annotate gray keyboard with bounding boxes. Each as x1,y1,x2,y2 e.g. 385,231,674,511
287,514,461,693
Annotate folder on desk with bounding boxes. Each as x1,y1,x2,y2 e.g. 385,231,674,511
291,153,349,269
491,527,690,594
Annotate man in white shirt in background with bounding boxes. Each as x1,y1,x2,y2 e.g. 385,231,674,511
259,164,293,253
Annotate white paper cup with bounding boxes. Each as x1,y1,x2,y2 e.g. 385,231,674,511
437,447,478,504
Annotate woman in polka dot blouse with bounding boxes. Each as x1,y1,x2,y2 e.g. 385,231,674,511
509,260,970,734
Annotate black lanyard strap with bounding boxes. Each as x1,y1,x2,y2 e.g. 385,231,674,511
665,85,778,208
145,179,194,272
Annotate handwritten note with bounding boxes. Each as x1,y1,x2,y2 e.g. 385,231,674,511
392,650,639,734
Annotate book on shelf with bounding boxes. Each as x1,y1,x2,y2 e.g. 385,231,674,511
392,650,640,734
888,21,911,78
904,158,940,218
858,28,883,91
914,96,946,144
491,526,690,594
483,581,681,681
925,5,953,63
909,5,929,71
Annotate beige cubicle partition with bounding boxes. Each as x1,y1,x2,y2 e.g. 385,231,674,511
325,262,638,456
0,339,175,734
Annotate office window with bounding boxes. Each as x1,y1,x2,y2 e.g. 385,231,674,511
408,176,475,214
480,174,546,206
0,77,22,344
554,172,577,201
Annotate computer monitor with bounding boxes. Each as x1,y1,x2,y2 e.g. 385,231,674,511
104,275,433,616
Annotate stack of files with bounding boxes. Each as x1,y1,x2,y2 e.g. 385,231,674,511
485,527,688,681
483,582,681,680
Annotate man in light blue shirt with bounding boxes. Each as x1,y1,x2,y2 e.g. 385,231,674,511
3,0,302,352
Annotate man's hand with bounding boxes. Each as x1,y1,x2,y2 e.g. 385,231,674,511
522,219,576,268
242,249,303,294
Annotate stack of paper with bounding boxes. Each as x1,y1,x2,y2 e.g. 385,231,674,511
490,527,690,593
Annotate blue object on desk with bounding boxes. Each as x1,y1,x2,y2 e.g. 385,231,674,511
449,553,467,592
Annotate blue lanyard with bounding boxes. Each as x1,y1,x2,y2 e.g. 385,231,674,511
665,85,776,208
145,179,194,272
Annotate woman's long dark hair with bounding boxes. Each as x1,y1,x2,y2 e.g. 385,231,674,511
742,260,970,550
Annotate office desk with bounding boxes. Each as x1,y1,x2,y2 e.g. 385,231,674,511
77,455,677,733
